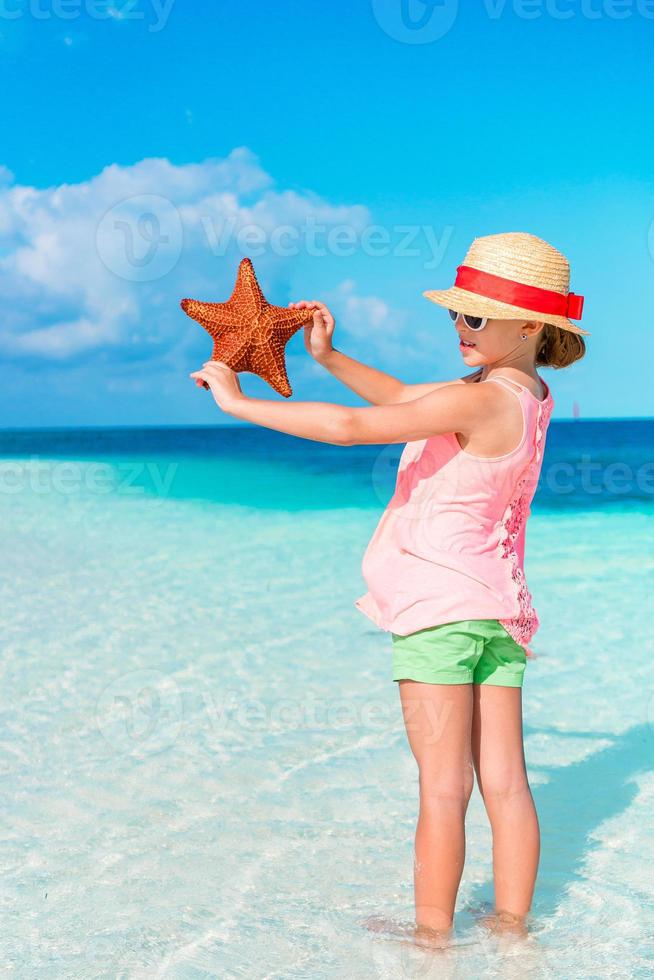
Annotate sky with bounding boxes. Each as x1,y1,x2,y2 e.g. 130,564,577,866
1,0,653,426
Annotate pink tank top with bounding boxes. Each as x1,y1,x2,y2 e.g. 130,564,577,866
354,373,554,655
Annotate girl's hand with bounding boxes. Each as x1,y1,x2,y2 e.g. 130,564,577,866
289,300,335,363
189,361,244,412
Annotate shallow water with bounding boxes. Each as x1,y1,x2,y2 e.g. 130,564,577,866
1,422,653,977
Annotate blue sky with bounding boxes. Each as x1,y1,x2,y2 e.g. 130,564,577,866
1,0,653,425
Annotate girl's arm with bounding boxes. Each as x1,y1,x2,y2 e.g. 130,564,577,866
316,347,405,404
318,349,482,404
316,347,481,405
295,299,481,405
191,361,496,447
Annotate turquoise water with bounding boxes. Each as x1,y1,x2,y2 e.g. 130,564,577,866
1,422,653,978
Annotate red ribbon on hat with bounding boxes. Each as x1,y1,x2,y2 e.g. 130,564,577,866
454,265,585,320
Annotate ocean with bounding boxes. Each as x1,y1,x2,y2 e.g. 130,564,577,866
1,419,653,977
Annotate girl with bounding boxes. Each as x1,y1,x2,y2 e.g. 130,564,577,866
190,232,589,944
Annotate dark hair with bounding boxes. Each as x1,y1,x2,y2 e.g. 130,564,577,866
535,322,586,368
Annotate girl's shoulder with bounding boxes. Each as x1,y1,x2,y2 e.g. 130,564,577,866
478,371,550,404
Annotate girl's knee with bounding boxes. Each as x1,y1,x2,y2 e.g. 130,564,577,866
478,773,531,802
418,766,474,807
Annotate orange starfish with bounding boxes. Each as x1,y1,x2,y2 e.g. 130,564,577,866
180,257,314,398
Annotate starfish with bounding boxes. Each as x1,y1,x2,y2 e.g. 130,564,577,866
180,257,315,398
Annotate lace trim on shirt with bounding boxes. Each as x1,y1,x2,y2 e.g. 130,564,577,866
497,397,553,654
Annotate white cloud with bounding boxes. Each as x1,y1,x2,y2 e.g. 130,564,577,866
15,317,114,358
324,278,437,369
0,147,376,367
332,278,404,333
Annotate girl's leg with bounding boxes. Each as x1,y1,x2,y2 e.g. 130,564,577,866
471,684,540,929
398,680,475,934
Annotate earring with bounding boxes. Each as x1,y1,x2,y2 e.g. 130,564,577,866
521,334,527,340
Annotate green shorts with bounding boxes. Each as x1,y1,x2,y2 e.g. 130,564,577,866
391,619,527,688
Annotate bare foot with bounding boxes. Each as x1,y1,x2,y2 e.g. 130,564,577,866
413,922,454,949
479,910,528,938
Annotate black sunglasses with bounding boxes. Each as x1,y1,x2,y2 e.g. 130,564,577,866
448,309,488,331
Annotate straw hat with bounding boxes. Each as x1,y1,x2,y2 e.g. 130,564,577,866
423,232,590,336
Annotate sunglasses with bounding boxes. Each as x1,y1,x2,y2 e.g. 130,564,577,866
448,309,488,331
